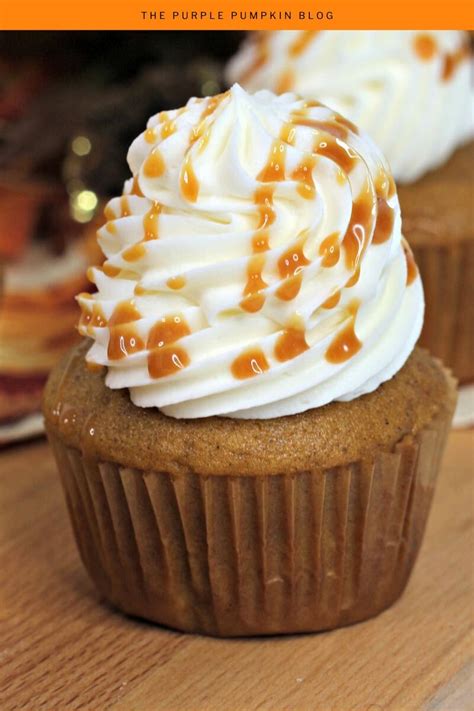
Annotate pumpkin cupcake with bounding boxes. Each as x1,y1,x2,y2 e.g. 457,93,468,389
44,86,456,636
227,31,473,382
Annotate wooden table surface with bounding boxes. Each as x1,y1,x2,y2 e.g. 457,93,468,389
1,430,473,711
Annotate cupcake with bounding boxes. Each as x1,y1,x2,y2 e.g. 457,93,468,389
227,31,473,382
44,86,456,636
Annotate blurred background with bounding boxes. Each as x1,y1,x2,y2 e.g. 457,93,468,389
0,31,244,443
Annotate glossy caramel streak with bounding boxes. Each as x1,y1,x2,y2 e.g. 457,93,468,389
274,325,309,362
372,199,395,245
278,241,310,279
147,315,190,349
404,244,418,285
108,300,142,327
122,243,146,262
143,202,162,241
291,156,316,200
257,139,286,182
342,189,374,270
275,274,303,301
241,255,267,312
180,154,199,202
143,149,165,179
291,116,348,141
314,136,358,174
148,346,190,379
108,325,145,360
231,348,270,379
325,306,362,364
319,232,340,268
254,185,276,229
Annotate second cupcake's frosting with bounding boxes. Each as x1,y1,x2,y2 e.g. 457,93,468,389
79,85,423,418
227,31,472,183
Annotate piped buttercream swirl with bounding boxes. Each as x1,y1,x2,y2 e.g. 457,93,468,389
78,85,423,419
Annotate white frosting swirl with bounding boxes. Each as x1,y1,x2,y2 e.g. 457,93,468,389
227,31,472,183
78,85,423,419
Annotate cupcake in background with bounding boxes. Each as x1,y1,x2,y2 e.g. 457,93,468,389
44,86,456,636
227,31,474,383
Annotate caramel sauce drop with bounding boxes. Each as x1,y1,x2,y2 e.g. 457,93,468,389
314,136,358,174
276,70,294,94
254,185,276,229
278,241,310,278
120,196,130,217
79,303,107,330
345,265,360,288
167,275,186,290
104,204,115,220
130,175,144,197
441,44,468,81
252,233,270,253
144,127,157,144
413,33,437,60
342,188,374,269
122,243,146,262
143,149,165,179
241,255,267,312
375,169,397,200
143,201,162,240
319,232,340,267
148,346,190,378
161,118,176,139
322,291,341,309
404,244,418,285
291,116,348,141
257,139,286,182
231,348,269,379
291,156,317,199
108,300,142,327
108,325,144,360
372,198,395,244
147,314,190,349
106,221,116,234
334,114,359,136
325,304,362,364
180,154,199,202
289,30,319,58
274,321,309,362
280,123,296,145
102,262,121,278
275,274,303,301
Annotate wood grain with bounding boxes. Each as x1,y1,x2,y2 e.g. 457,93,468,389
0,431,473,711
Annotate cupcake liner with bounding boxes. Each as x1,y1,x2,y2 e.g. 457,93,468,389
414,239,474,384
47,388,454,637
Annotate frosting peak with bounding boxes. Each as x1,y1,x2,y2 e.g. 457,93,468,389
79,86,423,418
227,31,472,183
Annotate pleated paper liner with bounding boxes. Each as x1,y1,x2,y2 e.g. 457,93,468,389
414,238,474,384
47,378,455,638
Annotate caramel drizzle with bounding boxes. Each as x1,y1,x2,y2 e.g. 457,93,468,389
143,201,162,240
413,33,437,60
442,44,469,81
180,153,199,202
291,116,349,141
130,175,144,197
108,324,145,361
143,148,165,179
342,187,374,270
274,318,309,362
275,274,303,301
288,30,319,58
240,255,267,312
257,138,286,182
404,242,418,285
374,168,396,200
291,156,317,200
108,300,141,327
372,198,395,245
319,232,340,267
102,262,121,277
322,291,341,309
167,275,186,290
79,303,107,332
325,302,361,364
147,314,191,379
314,136,358,174
122,243,146,262
231,348,269,379
120,196,130,217
278,240,311,279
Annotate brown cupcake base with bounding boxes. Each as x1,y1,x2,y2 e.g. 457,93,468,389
46,365,455,636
